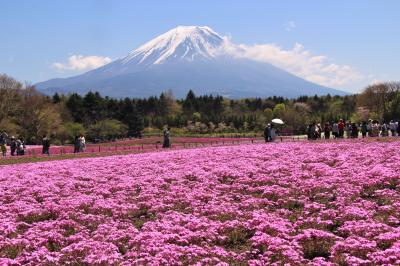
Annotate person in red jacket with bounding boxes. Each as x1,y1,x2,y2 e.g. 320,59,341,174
338,119,345,138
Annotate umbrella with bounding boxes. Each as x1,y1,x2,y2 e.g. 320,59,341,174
271,118,284,125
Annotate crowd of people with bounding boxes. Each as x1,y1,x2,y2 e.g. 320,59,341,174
0,133,51,157
0,129,170,159
0,133,27,157
306,119,400,140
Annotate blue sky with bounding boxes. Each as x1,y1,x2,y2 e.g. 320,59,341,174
1,0,399,92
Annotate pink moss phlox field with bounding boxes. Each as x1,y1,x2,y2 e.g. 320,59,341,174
1,140,400,265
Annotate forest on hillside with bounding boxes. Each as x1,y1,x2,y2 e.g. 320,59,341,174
1,74,399,144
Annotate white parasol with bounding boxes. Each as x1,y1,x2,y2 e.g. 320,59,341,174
271,118,284,125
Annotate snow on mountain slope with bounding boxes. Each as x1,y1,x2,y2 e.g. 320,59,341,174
36,25,347,98
121,26,225,65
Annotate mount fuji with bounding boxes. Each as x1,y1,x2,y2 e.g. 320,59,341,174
36,26,346,98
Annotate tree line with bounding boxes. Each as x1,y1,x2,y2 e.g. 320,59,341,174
1,73,400,144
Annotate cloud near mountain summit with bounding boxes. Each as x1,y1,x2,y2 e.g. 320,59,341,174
53,55,112,71
222,39,363,88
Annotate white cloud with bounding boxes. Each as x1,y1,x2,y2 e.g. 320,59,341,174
52,55,112,71
224,40,363,88
284,21,296,31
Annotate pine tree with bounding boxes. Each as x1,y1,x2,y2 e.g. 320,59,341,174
65,93,84,123
52,93,61,104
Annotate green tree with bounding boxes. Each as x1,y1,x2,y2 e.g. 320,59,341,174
192,112,201,122
66,93,84,123
118,99,144,136
263,108,273,123
357,82,400,121
52,93,61,104
60,122,86,143
388,92,400,120
82,91,106,124
0,74,22,122
0,118,20,137
158,90,178,117
273,103,286,118
87,119,128,141
15,86,62,143
284,103,310,134
183,90,197,114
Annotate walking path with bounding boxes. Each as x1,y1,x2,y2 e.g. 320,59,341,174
0,136,309,165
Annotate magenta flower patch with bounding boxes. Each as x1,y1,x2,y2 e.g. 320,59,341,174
0,140,399,264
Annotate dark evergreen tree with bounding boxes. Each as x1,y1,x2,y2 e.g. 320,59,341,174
115,98,144,136
183,90,197,114
65,93,84,123
52,93,61,104
82,91,106,124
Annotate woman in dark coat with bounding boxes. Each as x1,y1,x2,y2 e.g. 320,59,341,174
73,136,80,153
10,136,16,156
351,123,359,138
162,127,170,148
264,124,271,142
361,121,368,138
324,122,331,139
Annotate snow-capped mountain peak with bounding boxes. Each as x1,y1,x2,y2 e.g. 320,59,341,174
121,26,226,65
36,25,347,99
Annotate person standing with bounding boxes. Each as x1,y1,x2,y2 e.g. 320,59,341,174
79,134,86,152
316,123,322,139
264,124,271,142
361,121,368,138
307,123,313,140
381,122,388,137
389,120,397,137
0,132,8,157
307,123,317,140
351,123,359,138
332,122,339,139
270,124,276,142
162,127,171,148
10,136,16,156
367,120,373,137
324,122,331,139
345,122,352,139
371,121,380,137
42,135,50,155
338,119,345,138
16,137,25,156
74,136,80,153
397,121,400,137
